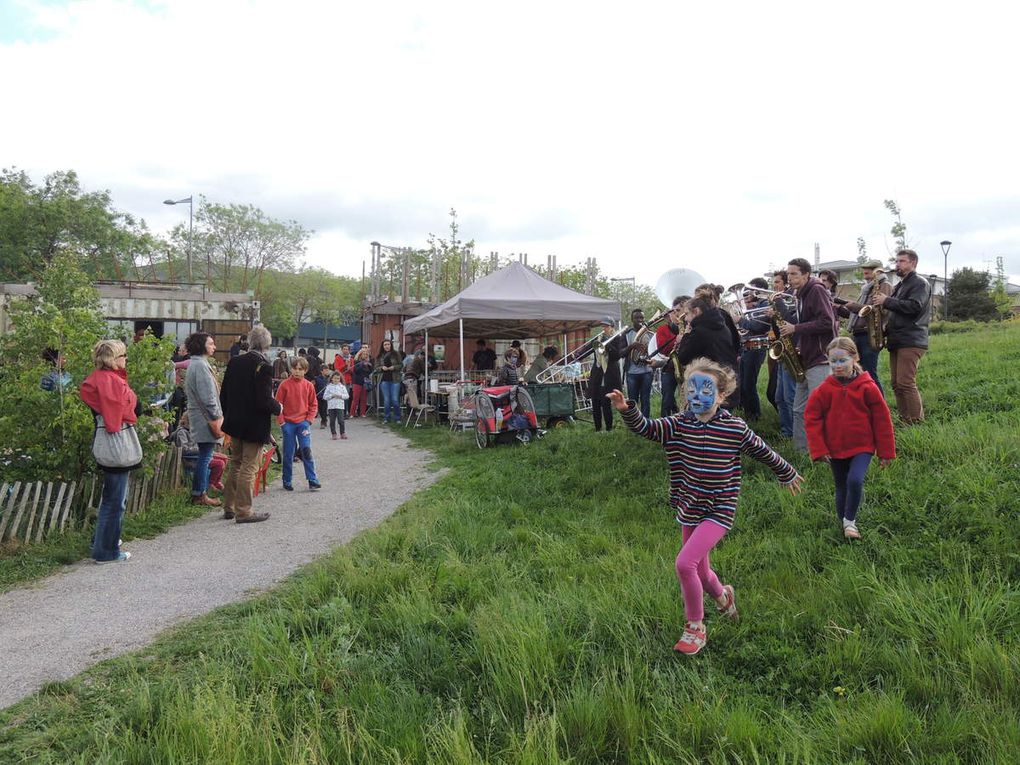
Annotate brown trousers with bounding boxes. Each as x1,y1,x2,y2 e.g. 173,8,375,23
222,439,264,517
889,347,926,424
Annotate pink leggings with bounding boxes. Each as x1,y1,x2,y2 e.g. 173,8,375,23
675,522,728,622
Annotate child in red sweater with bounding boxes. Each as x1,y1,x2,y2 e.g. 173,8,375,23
275,356,321,491
805,337,895,540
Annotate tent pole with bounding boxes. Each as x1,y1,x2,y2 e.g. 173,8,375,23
459,319,465,381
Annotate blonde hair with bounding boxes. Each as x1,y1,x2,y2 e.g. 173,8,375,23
694,283,724,306
291,356,309,372
826,337,864,375
355,347,371,361
92,339,126,370
682,357,737,399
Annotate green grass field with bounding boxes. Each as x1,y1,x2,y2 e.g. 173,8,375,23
1,323,1018,764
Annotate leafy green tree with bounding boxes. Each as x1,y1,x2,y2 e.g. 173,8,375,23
191,199,310,294
0,253,175,481
883,199,907,257
945,268,999,322
991,257,1012,318
0,168,157,282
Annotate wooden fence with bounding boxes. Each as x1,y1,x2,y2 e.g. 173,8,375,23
0,446,184,546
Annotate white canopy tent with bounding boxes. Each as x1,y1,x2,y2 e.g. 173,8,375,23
403,261,621,381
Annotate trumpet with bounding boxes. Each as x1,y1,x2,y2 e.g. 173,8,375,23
742,286,796,309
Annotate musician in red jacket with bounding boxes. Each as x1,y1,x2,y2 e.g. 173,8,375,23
805,337,896,541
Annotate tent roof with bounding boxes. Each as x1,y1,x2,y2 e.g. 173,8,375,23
403,261,621,339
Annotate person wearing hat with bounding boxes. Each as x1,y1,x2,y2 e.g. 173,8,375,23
574,317,627,431
839,259,892,397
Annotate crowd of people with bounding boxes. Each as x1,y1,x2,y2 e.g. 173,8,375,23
75,251,931,664
595,248,930,654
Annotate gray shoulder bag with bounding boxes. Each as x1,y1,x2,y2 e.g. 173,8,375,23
92,414,143,469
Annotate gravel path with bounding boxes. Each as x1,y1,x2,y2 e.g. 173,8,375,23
0,417,440,709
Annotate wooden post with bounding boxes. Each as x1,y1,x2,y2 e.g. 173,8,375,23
59,481,77,531
0,482,18,541
48,482,68,534
36,482,54,543
23,481,44,543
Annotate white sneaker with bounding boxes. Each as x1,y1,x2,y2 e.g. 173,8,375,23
96,551,131,564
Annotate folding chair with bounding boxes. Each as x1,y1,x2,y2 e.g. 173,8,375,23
403,385,435,428
253,446,276,497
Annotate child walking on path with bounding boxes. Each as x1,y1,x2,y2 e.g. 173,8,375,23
805,337,896,541
323,371,349,440
275,357,322,491
608,357,803,656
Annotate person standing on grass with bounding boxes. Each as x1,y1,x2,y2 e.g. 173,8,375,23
869,248,932,424
275,356,322,491
183,331,224,508
323,371,349,440
377,339,404,424
805,337,896,541
607,358,803,655
778,258,838,453
838,260,892,397
350,346,373,418
220,325,281,523
80,339,142,563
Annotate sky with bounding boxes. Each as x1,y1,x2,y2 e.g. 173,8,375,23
3,0,1020,292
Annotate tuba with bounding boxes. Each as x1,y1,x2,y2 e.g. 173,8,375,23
767,297,807,383
858,304,885,351
626,310,673,365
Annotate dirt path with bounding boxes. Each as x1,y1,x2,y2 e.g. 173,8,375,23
0,418,440,709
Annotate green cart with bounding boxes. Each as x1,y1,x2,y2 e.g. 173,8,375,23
528,382,576,428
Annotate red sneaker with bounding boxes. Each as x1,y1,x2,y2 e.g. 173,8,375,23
717,584,738,621
673,622,707,655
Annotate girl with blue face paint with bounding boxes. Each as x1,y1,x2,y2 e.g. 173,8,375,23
804,337,896,540
608,357,803,656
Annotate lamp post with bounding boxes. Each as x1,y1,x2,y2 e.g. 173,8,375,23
164,197,194,284
940,240,952,320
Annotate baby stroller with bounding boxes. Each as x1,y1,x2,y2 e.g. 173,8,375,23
474,385,540,448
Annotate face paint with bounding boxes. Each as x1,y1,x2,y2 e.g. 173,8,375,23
686,372,719,416
827,349,855,378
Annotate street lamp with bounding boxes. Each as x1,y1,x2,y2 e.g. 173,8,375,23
940,240,952,320
164,196,194,284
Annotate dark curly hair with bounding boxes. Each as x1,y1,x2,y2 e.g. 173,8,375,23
184,332,214,357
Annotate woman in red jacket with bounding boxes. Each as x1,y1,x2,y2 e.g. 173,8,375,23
805,337,896,541
79,339,141,563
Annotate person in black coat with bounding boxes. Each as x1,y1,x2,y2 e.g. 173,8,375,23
575,317,627,431
219,326,282,524
673,297,741,410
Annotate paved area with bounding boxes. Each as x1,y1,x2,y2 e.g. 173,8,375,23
0,417,440,709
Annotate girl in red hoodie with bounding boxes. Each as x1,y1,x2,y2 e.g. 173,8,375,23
805,337,896,540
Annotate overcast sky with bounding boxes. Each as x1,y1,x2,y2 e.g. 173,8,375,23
3,0,1019,291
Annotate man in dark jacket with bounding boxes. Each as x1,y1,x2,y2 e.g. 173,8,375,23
575,317,626,431
780,258,837,452
839,260,893,396
674,297,741,410
870,248,931,424
219,325,283,523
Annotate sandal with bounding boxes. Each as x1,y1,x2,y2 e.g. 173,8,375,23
843,523,861,541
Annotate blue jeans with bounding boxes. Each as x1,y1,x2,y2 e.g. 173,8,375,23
381,380,402,422
627,371,653,419
191,442,215,496
776,365,796,437
281,420,318,486
853,332,884,397
830,453,873,523
92,470,129,561
660,370,679,417
738,349,766,419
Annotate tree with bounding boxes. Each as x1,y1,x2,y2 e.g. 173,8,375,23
883,199,907,257
191,199,310,294
945,268,999,322
0,168,157,282
991,256,1012,318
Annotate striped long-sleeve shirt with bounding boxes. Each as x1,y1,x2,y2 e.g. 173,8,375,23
622,404,797,530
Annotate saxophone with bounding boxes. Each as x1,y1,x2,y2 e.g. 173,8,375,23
858,304,885,351
767,299,807,383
